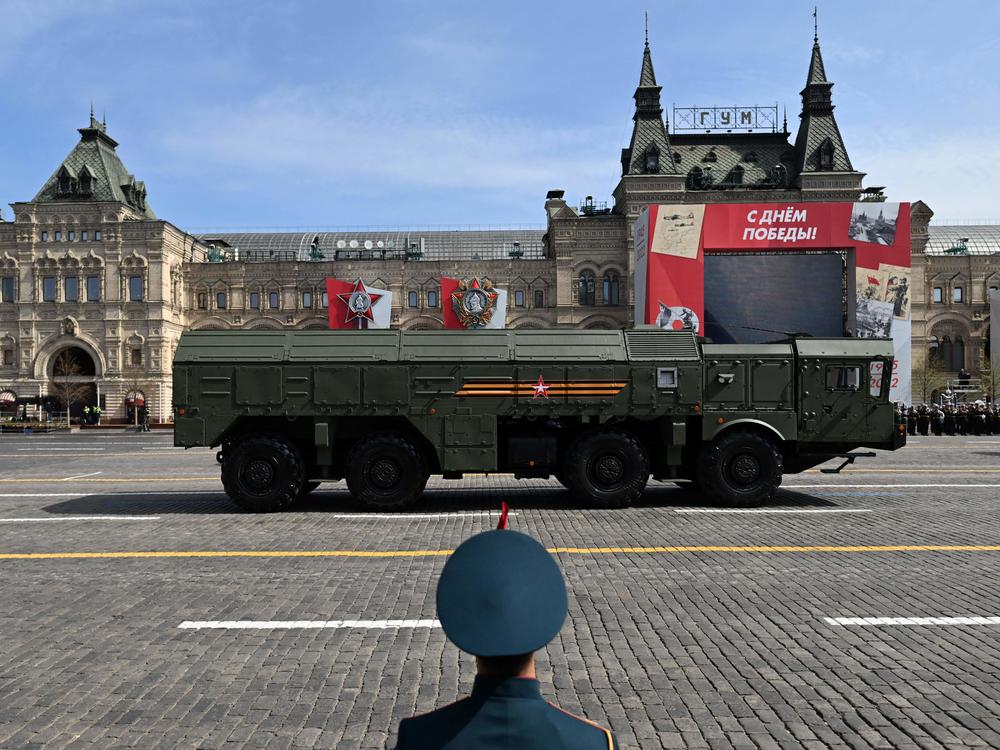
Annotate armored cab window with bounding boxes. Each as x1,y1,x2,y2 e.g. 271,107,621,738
657,367,679,388
826,366,862,390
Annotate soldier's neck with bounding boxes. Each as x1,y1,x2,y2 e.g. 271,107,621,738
475,655,537,680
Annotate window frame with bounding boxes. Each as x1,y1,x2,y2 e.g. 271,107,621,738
657,367,679,389
128,275,144,302
953,286,964,303
302,291,313,309
268,291,280,310
1,276,14,303
64,276,79,302
932,286,943,304
86,275,100,302
514,290,525,307
825,365,863,391
216,291,227,310
42,276,57,302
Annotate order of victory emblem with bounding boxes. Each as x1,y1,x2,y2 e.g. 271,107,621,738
338,279,383,324
451,278,498,328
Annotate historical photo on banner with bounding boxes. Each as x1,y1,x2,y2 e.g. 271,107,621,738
880,264,910,319
650,204,705,259
849,202,899,246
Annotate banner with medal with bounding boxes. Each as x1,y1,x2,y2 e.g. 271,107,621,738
441,277,508,329
325,278,393,329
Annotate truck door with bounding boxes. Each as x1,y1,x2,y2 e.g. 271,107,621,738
800,360,867,441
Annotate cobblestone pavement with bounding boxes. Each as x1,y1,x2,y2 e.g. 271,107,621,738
0,432,998,749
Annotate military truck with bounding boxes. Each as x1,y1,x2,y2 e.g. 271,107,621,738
172,328,904,512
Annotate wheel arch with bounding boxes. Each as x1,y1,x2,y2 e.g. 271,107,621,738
708,418,787,444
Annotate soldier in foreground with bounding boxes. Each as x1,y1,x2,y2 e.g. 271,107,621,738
392,513,619,749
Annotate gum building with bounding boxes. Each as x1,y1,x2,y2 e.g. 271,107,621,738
0,31,957,421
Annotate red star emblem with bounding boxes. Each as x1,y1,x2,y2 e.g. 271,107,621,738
532,375,549,399
337,279,382,324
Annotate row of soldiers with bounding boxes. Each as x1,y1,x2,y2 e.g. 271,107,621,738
897,402,1000,436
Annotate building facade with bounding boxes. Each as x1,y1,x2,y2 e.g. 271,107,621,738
4,30,969,422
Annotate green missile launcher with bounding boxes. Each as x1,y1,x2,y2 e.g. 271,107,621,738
172,328,903,512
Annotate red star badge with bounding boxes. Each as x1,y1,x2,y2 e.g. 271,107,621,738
532,375,549,399
337,279,382,324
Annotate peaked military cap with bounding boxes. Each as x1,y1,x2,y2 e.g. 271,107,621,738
436,529,568,657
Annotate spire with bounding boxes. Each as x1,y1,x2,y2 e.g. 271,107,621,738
793,22,856,176
620,25,676,176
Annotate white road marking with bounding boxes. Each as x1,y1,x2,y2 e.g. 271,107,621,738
0,516,160,523
15,448,106,452
178,619,441,630
673,508,872,514
61,472,102,481
825,616,1000,626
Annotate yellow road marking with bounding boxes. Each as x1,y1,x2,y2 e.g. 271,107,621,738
0,477,219,483
2,545,998,561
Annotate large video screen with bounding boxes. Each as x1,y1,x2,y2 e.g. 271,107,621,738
703,252,845,344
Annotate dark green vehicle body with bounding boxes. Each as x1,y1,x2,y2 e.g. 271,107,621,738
172,328,903,511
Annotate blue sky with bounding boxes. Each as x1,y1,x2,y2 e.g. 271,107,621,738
1,0,997,229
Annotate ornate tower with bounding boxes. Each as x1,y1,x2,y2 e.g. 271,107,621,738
792,29,865,197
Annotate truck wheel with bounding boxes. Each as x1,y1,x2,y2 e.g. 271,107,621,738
222,434,304,513
298,481,321,498
697,429,782,507
564,430,649,508
346,434,428,511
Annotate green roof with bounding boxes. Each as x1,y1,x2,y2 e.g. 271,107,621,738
32,116,155,218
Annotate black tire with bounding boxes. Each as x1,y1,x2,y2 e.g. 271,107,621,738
553,471,570,489
222,434,304,513
697,429,783,507
563,430,649,508
345,434,428,511
298,481,322,498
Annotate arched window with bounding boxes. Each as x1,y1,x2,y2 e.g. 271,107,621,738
928,335,939,360
216,292,227,310
408,290,418,308
268,291,280,310
578,271,595,306
953,337,965,371
939,336,953,369
602,273,621,306
514,290,525,307
427,290,438,308
643,146,659,174
819,138,835,170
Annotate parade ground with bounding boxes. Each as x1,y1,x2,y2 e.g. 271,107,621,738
0,432,998,750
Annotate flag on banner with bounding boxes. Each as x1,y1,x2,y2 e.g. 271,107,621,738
441,277,508,329
326,278,393,329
